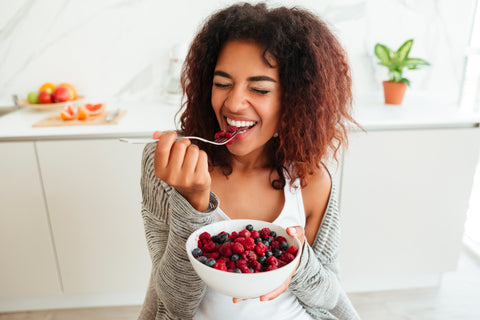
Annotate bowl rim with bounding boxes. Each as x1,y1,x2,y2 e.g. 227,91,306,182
186,219,302,278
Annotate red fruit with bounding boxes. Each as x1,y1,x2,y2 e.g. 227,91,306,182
286,245,298,256
239,229,251,239
242,250,257,262
276,236,287,243
214,261,227,271
218,242,233,257
279,252,295,263
251,230,260,239
203,241,216,253
52,86,71,102
232,242,245,254
266,265,278,271
255,242,267,256
229,231,239,240
235,259,248,268
38,89,52,104
260,228,271,238
199,232,211,241
240,266,251,273
266,256,278,267
251,260,263,272
243,237,255,250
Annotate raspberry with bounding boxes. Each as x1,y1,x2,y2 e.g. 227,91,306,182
242,250,257,262
266,256,278,267
266,264,278,271
251,260,263,272
229,231,239,240
276,236,287,243
232,242,245,254
255,242,267,256
234,236,246,244
204,252,219,259
279,252,295,263
271,240,280,249
197,240,203,248
243,237,255,250
240,266,251,273
251,230,260,239
199,232,211,241
236,259,248,268
214,261,227,271
239,229,251,239
218,242,233,257
260,227,271,238
227,260,236,270
214,131,226,140
203,241,216,253
286,245,298,256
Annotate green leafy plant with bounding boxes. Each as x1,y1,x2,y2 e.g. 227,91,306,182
374,39,430,86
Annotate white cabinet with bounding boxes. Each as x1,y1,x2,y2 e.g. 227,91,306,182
339,128,480,292
35,139,150,295
0,142,61,298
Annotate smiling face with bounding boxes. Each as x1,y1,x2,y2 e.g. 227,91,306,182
211,40,282,161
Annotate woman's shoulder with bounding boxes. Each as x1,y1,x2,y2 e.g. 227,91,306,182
301,163,332,244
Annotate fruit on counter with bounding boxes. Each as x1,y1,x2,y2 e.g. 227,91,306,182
85,103,105,116
77,105,88,120
57,83,77,100
60,104,75,120
38,82,56,94
52,86,71,102
27,91,39,104
28,82,78,104
38,89,53,104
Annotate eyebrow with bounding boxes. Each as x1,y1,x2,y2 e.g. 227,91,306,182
213,70,277,83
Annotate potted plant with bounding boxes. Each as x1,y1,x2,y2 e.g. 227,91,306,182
374,39,430,104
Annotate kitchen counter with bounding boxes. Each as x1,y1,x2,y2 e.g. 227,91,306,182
0,95,479,142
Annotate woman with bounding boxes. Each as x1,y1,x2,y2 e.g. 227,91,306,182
139,3,360,319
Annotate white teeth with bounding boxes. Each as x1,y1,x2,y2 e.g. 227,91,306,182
226,117,257,128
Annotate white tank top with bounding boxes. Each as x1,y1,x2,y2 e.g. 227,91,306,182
194,179,314,320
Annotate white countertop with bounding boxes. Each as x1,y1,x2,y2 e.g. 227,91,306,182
0,95,479,142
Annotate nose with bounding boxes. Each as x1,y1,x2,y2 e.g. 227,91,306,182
224,85,249,112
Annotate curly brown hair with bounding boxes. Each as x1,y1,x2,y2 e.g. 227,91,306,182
179,2,358,189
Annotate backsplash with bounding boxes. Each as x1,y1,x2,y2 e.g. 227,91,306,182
0,0,475,106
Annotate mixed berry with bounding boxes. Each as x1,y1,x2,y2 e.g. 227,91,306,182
192,224,298,273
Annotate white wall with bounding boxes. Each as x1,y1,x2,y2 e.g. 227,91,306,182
0,0,475,106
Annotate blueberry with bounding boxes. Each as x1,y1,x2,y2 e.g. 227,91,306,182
265,250,273,257
279,241,289,251
273,248,283,258
192,248,203,258
197,256,207,264
263,239,271,247
269,231,277,238
205,258,216,267
249,268,254,273
233,268,242,273
257,255,267,265
211,235,220,243
231,253,240,262
218,233,229,243
254,237,262,244
246,224,254,231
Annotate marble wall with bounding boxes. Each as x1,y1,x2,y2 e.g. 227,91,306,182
0,0,476,107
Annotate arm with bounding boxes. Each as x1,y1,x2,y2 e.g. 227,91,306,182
140,143,220,319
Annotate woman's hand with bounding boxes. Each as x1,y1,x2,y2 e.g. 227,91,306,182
233,226,306,304
153,131,211,211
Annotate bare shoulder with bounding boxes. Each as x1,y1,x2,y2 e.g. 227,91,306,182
302,164,332,245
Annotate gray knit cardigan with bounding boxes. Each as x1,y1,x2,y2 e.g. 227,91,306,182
139,143,345,320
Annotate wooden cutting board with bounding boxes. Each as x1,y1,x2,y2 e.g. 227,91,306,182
32,110,127,127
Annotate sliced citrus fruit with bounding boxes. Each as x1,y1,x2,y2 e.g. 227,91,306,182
60,103,75,120
77,105,88,120
57,83,77,100
85,103,106,116
39,83,56,94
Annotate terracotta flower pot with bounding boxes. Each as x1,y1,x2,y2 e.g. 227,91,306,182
383,81,407,105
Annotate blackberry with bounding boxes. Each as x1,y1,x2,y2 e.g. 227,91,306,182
269,231,277,238
246,224,254,231
231,253,241,262
273,248,283,258
192,248,203,258
205,258,216,268
257,255,267,265
197,256,207,264
279,241,289,251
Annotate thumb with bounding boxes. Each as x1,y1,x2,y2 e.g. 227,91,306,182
287,226,305,245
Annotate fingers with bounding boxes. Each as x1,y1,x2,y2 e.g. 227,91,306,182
287,225,305,246
260,280,289,301
232,297,247,304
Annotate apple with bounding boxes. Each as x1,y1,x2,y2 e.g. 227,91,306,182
38,89,52,104
52,86,71,102
27,91,39,104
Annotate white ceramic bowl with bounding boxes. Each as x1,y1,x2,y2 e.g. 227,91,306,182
185,219,302,299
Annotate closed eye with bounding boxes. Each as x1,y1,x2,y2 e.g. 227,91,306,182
214,83,231,88
252,88,270,95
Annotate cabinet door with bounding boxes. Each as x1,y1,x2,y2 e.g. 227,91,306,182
339,128,480,292
0,142,61,297
36,140,150,294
